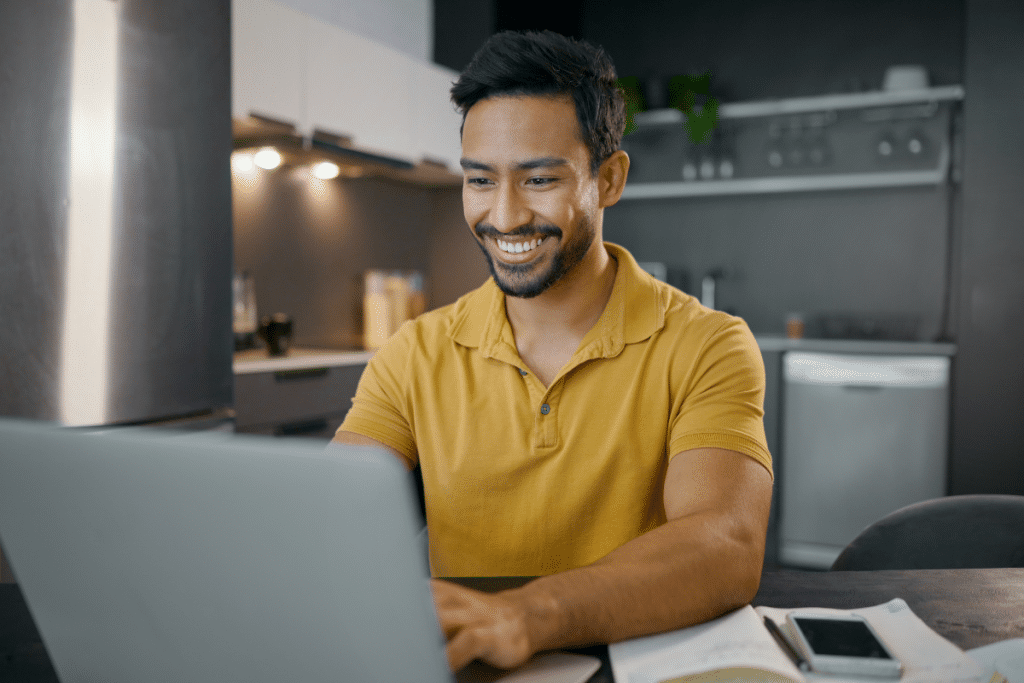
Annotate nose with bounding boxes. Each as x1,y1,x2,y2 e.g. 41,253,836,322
489,183,531,234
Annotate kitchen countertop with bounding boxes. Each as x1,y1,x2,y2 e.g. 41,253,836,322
754,334,957,355
235,338,957,374
233,347,375,374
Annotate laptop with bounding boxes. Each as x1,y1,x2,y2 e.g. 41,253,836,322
0,418,454,683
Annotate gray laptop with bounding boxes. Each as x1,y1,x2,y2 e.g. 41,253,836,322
0,418,454,683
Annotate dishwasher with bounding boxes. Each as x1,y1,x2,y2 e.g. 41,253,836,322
779,351,951,569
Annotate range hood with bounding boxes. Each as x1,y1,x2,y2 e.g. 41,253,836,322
232,115,461,188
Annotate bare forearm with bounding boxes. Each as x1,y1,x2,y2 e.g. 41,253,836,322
506,511,766,651
433,450,773,672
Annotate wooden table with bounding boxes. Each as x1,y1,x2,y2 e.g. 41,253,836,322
754,568,1024,651
454,568,1024,683
1,569,1021,682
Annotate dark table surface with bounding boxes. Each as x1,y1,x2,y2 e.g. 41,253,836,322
453,569,1024,683
2,568,1022,682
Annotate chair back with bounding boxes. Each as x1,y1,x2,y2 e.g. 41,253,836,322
830,494,1024,571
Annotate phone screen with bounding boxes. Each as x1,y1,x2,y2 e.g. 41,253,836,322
791,617,893,659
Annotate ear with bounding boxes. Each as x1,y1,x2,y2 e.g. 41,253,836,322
597,150,630,208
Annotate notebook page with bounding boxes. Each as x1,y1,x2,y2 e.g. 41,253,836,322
609,605,805,683
968,639,1024,683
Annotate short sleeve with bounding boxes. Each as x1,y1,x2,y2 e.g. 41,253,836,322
338,326,419,467
667,318,773,477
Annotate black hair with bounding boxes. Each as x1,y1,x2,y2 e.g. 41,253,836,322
451,30,626,176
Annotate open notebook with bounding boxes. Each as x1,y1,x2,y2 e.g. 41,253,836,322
610,598,987,683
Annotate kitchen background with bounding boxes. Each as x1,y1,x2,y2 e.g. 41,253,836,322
237,0,1023,497
1,0,1022,578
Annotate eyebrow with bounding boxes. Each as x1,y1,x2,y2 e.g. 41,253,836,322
460,157,570,172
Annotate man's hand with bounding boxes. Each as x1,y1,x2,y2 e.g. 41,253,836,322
431,579,536,672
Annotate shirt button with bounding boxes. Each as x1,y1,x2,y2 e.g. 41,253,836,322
540,403,550,415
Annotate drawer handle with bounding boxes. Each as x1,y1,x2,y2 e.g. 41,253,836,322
842,384,885,391
274,367,329,382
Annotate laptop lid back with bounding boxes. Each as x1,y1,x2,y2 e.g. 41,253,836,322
0,419,453,683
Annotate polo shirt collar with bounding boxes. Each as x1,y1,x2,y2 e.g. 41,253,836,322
448,242,666,363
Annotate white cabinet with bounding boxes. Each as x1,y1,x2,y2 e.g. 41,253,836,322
306,18,416,161
232,0,462,170
413,62,463,167
231,0,306,125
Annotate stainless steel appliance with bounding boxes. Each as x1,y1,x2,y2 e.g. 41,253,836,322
779,351,951,569
0,0,233,429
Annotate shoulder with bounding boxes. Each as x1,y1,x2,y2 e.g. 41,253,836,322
648,286,762,383
658,285,756,350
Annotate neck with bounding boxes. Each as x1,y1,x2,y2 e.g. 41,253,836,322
504,240,617,339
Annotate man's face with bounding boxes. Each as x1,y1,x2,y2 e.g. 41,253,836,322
460,95,601,299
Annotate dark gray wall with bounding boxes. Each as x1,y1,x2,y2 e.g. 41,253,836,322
950,0,1024,495
435,0,964,96
604,187,953,338
233,173,483,349
428,187,491,308
584,0,964,100
433,0,494,71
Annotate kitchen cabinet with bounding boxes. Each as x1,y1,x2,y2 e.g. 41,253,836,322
306,17,416,162
233,350,371,440
232,0,462,170
412,62,464,166
231,0,306,126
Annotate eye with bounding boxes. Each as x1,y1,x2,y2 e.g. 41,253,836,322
465,176,493,187
526,176,557,187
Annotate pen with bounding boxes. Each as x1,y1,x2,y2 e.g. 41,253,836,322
763,616,810,672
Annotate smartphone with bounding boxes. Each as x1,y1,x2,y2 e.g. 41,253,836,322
785,612,902,679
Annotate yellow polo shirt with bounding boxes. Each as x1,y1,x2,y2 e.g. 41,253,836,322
339,243,771,576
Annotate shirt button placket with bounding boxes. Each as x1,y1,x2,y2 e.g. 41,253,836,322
535,383,561,449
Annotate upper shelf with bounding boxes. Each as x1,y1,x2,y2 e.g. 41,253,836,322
621,86,963,199
633,85,965,124
621,145,950,199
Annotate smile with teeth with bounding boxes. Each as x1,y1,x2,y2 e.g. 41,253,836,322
496,236,546,254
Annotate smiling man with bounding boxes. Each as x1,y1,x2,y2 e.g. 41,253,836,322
333,30,773,673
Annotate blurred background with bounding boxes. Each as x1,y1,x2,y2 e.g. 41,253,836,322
2,0,1021,574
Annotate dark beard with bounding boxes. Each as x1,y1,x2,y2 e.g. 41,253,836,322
474,219,595,299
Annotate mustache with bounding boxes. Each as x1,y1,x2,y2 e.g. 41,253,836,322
474,223,562,240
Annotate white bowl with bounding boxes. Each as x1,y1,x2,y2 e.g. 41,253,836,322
883,65,929,91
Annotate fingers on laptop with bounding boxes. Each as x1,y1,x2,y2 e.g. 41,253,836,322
430,579,534,672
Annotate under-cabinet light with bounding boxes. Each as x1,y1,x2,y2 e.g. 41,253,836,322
311,161,340,180
253,147,282,170
231,152,255,174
